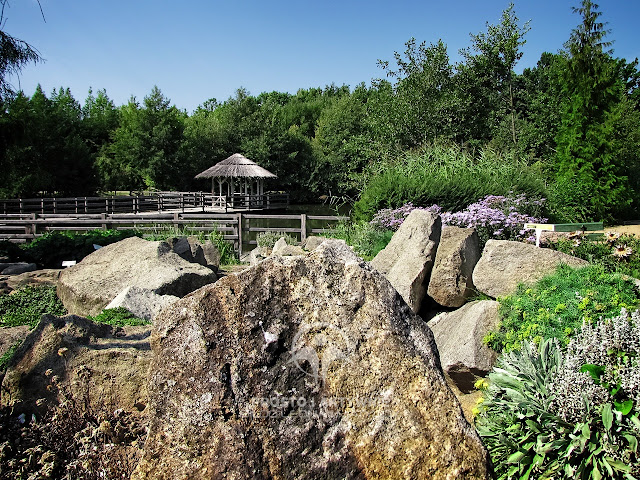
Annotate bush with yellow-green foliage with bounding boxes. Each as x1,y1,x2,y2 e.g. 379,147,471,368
486,264,640,353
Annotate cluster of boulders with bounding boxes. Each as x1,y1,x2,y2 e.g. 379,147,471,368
1,216,596,478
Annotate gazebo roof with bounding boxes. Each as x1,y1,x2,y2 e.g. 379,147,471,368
194,153,277,179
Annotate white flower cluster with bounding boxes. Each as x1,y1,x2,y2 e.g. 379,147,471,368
550,308,640,423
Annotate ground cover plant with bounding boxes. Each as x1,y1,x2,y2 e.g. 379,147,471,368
476,310,640,479
0,285,66,328
548,232,640,279
486,264,640,353
87,307,148,327
255,231,299,249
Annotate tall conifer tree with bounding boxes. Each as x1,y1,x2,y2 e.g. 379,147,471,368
555,0,630,220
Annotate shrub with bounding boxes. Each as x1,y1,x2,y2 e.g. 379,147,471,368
87,307,149,327
548,232,640,279
325,221,393,260
487,264,640,353
354,143,547,222
0,285,67,328
477,311,640,479
256,231,298,249
21,230,140,268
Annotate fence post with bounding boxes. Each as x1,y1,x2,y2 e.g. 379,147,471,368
53,198,57,214
300,214,307,244
19,198,23,214
101,213,108,230
237,213,243,257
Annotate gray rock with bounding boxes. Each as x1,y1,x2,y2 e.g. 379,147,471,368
57,237,217,317
1,314,151,415
427,227,481,307
272,236,305,256
370,210,441,313
1,263,37,275
430,300,500,392
166,237,192,262
472,240,589,298
200,240,221,270
105,286,179,321
249,246,270,266
303,235,328,251
132,239,490,480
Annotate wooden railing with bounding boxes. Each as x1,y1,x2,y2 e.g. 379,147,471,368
0,212,347,256
0,191,289,215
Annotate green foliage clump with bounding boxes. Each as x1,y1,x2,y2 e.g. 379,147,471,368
21,229,140,268
548,233,640,279
256,231,298,249
87,307,148,327
325,221,393,260
476,311,640,479
353,143,547,221
487,264,640,352
0,285,67,328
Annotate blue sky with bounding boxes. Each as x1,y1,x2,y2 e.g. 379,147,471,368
4,0,639,113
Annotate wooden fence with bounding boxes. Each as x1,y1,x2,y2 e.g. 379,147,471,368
0,212,347,256
0,191,289,215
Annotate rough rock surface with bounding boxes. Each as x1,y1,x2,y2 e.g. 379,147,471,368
0,268,62,294
473,240,589,298
0,325,29,358
427,227,481,307
57,237,217,317
1,262,37,275
1,314,152,415
303,235,328,251
272,237,306,257
133,240,489,480
370,210,441,313
105,286,179,321
429,300,500,392
249,246,271,266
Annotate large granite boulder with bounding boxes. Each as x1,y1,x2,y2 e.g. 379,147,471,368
427,226,481,307
1,314,152,415
105,286,179,322
133,240,490,480
370,210,441,313
429,300,500,392
473,240,589,298
57,237,217,317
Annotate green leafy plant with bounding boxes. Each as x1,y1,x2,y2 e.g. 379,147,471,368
325,221,394,260
256,231,298,249
0,285,67,328
487,264,640,352
87,307,148,327
478,310,640,479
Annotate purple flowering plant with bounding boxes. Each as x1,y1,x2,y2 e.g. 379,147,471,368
370,194,547,247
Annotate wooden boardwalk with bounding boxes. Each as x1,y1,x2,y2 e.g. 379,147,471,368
0,191,290,215
0,211,347,255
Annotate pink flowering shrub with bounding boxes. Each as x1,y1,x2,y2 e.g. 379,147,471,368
370,194,547,247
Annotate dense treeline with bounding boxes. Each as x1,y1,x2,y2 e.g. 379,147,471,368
1,1,638,221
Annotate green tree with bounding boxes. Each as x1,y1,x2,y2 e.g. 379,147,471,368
554,0,631,221
457,3,530,146
97,86,185,191
0,0,42,102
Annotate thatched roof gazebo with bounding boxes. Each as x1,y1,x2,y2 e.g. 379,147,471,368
195,153,278,208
